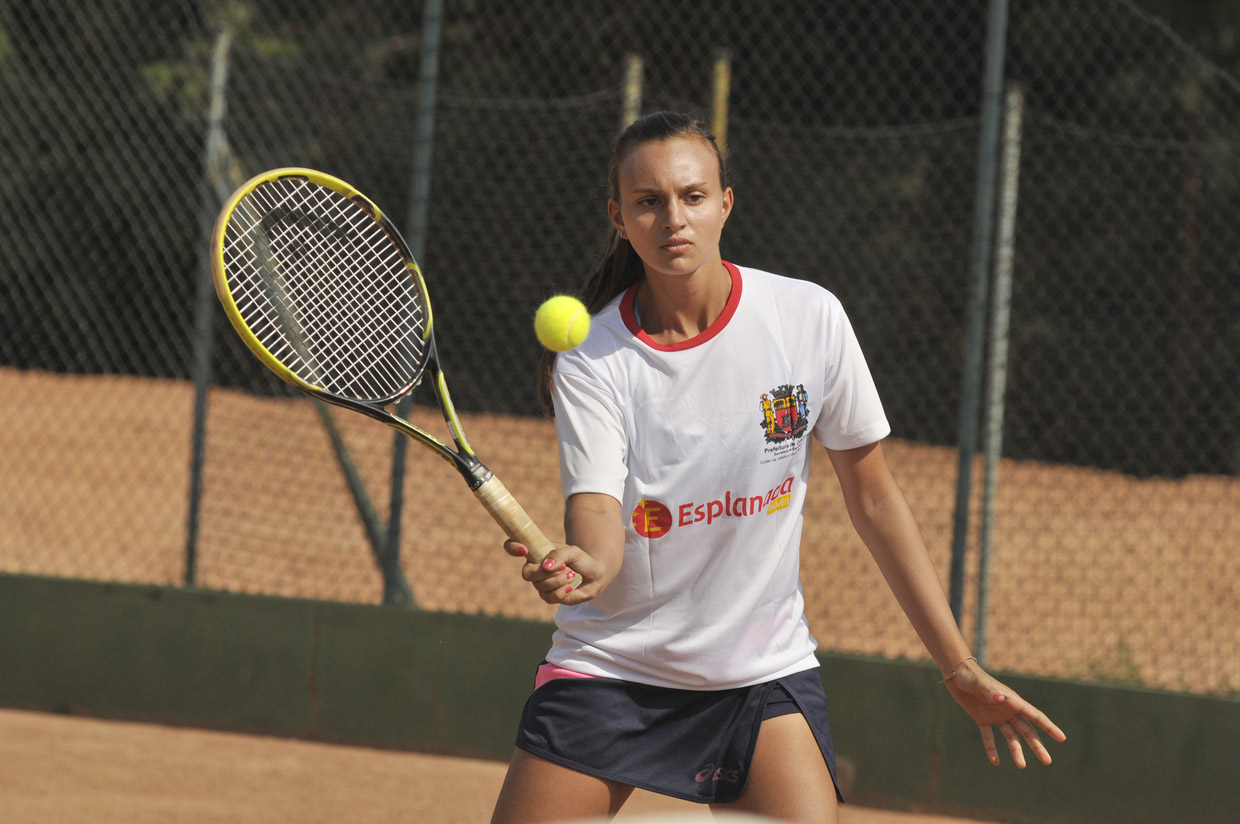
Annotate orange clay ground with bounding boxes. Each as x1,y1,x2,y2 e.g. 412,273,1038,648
0,707,1003,824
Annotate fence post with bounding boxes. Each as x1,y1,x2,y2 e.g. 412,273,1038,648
384,0,444,606
949,0,1010,626
976,82,1024,665
184,27,234,587
711,48,732,156
622,53,644,129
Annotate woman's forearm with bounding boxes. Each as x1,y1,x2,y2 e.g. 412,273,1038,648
828,443,970,675
564,492,626,590
851,488,971,674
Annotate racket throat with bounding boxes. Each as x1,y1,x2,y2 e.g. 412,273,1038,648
458,456,493,491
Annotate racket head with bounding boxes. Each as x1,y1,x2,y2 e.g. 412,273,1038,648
211,168,433,405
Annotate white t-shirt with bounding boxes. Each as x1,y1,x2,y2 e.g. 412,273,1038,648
548,262,890,689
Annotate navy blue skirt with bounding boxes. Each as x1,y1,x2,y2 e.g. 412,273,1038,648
514,665,842,805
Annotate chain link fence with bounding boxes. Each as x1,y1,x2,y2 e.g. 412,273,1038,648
2,0,1237,695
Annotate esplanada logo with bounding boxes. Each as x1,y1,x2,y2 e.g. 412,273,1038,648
631,498,674,538
630,477,795,540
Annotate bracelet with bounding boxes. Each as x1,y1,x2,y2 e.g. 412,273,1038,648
940,656,976,684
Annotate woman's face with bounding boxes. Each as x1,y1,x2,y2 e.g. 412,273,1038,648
608,136,734,281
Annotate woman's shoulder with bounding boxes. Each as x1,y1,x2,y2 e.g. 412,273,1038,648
732,263,844,312
551,290,636,377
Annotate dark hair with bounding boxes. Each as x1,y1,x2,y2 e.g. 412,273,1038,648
536,111,729,414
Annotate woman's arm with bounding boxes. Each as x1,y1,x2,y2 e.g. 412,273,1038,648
826,441,969,673
504,492,624,606
827,440,1066,767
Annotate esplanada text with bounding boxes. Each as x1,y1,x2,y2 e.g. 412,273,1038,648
675,476,795,527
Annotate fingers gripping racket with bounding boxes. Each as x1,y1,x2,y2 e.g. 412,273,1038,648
212,168,572,585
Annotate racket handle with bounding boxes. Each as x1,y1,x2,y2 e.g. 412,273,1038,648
473,475,558,564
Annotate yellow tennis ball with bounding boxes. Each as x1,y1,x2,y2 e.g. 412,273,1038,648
535,295,591,352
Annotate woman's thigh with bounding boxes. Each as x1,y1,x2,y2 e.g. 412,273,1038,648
490,747,635,824
711,713,839,824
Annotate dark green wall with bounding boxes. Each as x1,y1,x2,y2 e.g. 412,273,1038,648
1,574,1236,823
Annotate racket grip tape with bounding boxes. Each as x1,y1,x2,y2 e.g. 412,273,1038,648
473,475,581,592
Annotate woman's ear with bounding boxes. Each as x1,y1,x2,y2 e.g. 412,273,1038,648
721,186,734,227
607,198,625,237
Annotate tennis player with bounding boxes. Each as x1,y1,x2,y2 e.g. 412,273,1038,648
492,111,1065,824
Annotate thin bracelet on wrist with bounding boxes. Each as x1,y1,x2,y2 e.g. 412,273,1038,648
940,655,977,684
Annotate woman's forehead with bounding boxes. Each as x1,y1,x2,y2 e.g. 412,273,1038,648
616,136,721,188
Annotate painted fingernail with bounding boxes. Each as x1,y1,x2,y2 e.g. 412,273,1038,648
516,546,528,556
543,558,557,570
993,693,1005,700
565,570,575,580
564,586,574,594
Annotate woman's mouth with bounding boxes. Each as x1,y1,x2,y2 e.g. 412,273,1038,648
662,238,692,254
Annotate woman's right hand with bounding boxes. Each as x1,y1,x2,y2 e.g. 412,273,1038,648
503,540,610,605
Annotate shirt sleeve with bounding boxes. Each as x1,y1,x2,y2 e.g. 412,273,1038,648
813,299,891,450
551,368,628,503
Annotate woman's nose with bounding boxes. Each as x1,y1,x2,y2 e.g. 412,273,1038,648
663,202,685,230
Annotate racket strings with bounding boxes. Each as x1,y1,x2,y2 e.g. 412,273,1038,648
226,179,422,397
222,176,429,402
245,181,421,396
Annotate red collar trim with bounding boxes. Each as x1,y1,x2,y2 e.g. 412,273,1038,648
620,261,742,352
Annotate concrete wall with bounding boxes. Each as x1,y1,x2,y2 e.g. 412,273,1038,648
1,574,1236,823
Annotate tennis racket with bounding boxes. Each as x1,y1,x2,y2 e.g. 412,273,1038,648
211,167,573,586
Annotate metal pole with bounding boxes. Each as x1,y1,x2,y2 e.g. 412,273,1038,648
185,27,233,587
405,0,443,261
711,48,732,157
948,0,1010,626
977,83,1024,665
622,53,643,130
385,0,443,604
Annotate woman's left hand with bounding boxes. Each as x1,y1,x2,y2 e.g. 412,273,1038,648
943,659,1067,767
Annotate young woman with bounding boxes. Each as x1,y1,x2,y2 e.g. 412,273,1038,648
491,111,1065,824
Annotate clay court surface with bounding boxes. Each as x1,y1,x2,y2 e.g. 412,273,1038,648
0,707,1000,824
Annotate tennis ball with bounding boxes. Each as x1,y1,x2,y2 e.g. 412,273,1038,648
534,295,591,352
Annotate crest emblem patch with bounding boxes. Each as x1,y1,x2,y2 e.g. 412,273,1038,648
760,384,809,443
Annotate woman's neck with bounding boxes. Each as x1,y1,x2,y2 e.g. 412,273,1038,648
636,258,731,344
